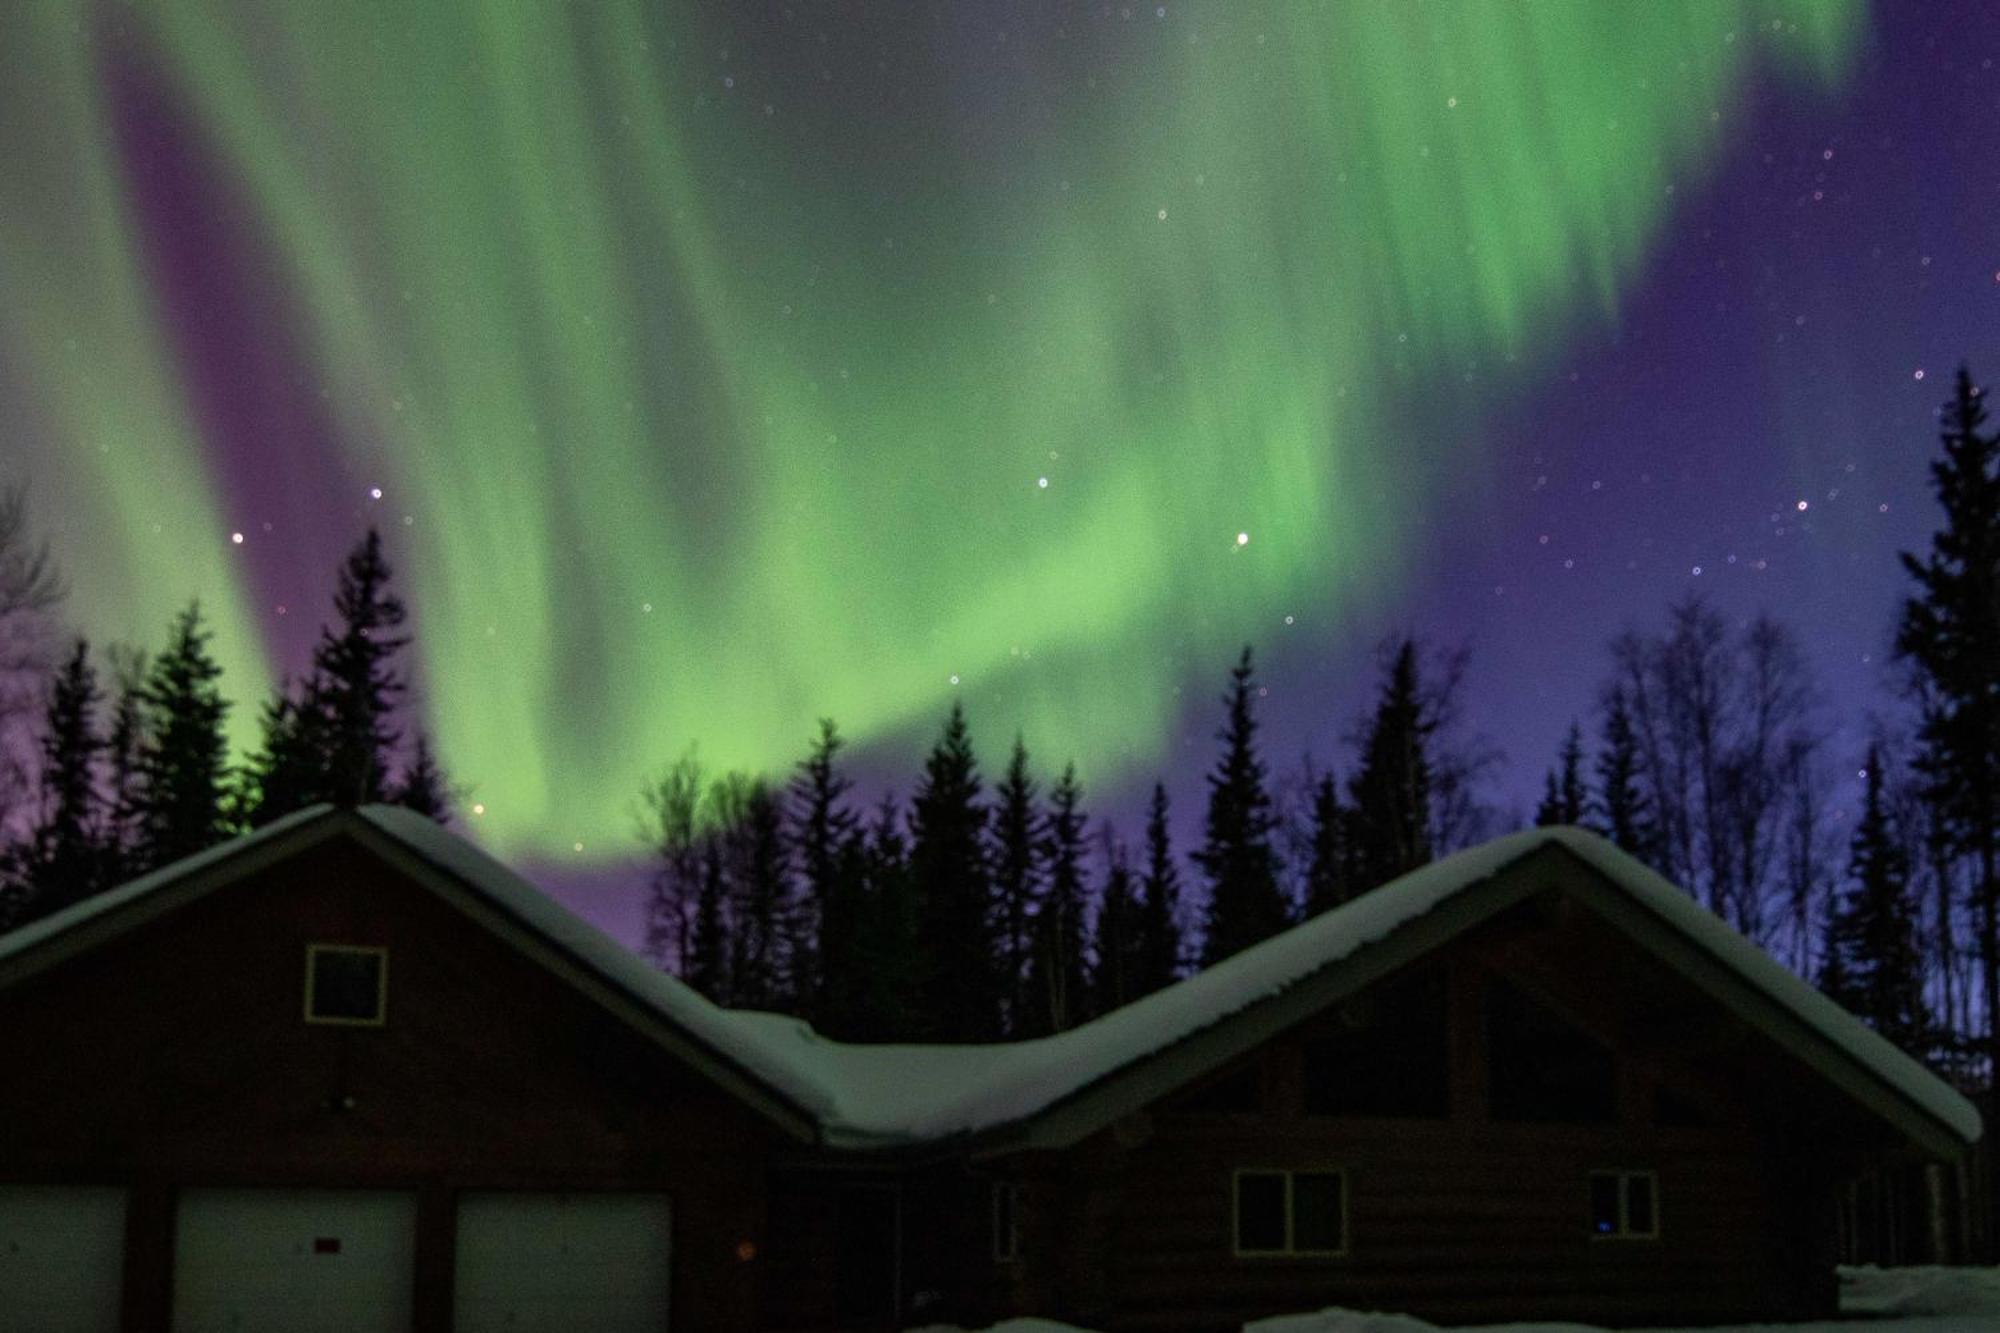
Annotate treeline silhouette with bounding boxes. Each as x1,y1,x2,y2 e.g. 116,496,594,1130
628,364,1999,1100
0,529,450,925
0,366,1988,1107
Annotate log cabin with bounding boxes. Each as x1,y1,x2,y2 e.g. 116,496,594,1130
0,804,1979,1331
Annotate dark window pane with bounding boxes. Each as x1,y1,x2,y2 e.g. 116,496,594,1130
1625,1174,1655,1235
1303,969,1450,1119
1487,981,1615,1123
1236,1173,1286,1252
1590,1173,1620,1236
1292,1173,1345,1252
310,949,383,1021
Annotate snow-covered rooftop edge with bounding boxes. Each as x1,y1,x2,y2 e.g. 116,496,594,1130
358,807,1982,1150
0,804,1978,1150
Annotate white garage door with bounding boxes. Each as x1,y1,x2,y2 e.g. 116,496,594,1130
454,1191,672,1331
172,1188,416,1333
0,1185,125,1333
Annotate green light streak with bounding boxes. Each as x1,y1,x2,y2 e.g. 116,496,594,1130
0,1,1863,856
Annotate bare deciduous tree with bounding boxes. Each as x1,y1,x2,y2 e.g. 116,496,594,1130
0,484,64,831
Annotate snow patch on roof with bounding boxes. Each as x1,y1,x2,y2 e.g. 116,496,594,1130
367,810,1982,1148
1548,829,1983,1146
6,805,1975,1152
0,802,333,967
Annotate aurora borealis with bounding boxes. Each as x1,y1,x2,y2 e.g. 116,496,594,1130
3,1,1987,878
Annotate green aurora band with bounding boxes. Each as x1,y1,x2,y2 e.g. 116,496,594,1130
0,2,1862,858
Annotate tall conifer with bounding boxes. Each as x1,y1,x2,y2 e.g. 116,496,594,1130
1136,783,1184,995
1596,684,1654,861
1303,770,1352,916
908,703,998,1039
1894,364,2000,1092
1091,829,1141,1017
137,604,231,871
1825,747,1929,1053
1196,648,1289,966
991,736,1043,1035
21,640,104,915
1029,762,1088,1034
790,719,856,1024
1347,639,1433,891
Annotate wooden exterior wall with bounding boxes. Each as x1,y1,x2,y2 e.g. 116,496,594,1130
965,898,1926,1333
0,836,783,1330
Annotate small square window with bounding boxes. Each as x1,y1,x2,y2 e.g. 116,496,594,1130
305,945,387,1026
1234,1169,1347,1257
991,1182,1022,1262
1589,1170,1659,1240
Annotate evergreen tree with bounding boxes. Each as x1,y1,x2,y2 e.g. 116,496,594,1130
136,604,232,871
317,529,408,804
246,529,411,820
1302,770,1353,916
725,778,791,1011
1595,684,1654,860
1135,782,1184,995
851,794,923,1041
242,689,326,825
685,836,730,1001
1894,364,2000,1088
990,736,1043,1035
1825,747,1929,1052
1091,829,1141,1017
908,703,999,1039
20,640,104,916
97,652,148,887
1028,762,1088,1035
790,719,857,1026
1347,638,1434,892
1196,648,1290,966
392,732,451,822
1534,723,1589,827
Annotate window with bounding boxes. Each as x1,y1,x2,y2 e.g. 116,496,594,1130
1233,1170,1346,1256
1487,980,1615,1123
1303,968,1449,1118
991,1182,1021,1262
1589,1170,1659,1239
304,945,388,1026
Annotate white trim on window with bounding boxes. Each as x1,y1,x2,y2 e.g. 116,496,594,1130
1231,1168,1348,1257
304,944,389,1027
1588,1168,1660,1240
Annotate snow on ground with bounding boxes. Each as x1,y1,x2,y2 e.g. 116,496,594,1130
910,1265,2000,1333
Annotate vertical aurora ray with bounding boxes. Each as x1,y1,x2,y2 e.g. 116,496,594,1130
0,1,1863,856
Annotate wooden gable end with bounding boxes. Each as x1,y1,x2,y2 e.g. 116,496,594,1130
0,831,787,1182
962,852,1956,1330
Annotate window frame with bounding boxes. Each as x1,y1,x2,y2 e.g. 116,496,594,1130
990,1181,1022,1263
303,944,390,1027
1231,1168,1348,1258
1587,1169,1660,1241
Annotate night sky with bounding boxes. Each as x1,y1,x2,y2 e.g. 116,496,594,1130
2,2,1995,944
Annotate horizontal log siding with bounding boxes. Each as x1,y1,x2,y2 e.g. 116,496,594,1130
1087,1116,1807,1330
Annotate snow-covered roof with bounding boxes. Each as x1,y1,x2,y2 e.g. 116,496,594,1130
361,807,1982,1151
0,806,1980,1153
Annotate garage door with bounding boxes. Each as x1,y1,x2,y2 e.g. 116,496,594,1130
172,1188,416,1333
454,1191,672,1331
0,1185,125,1333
